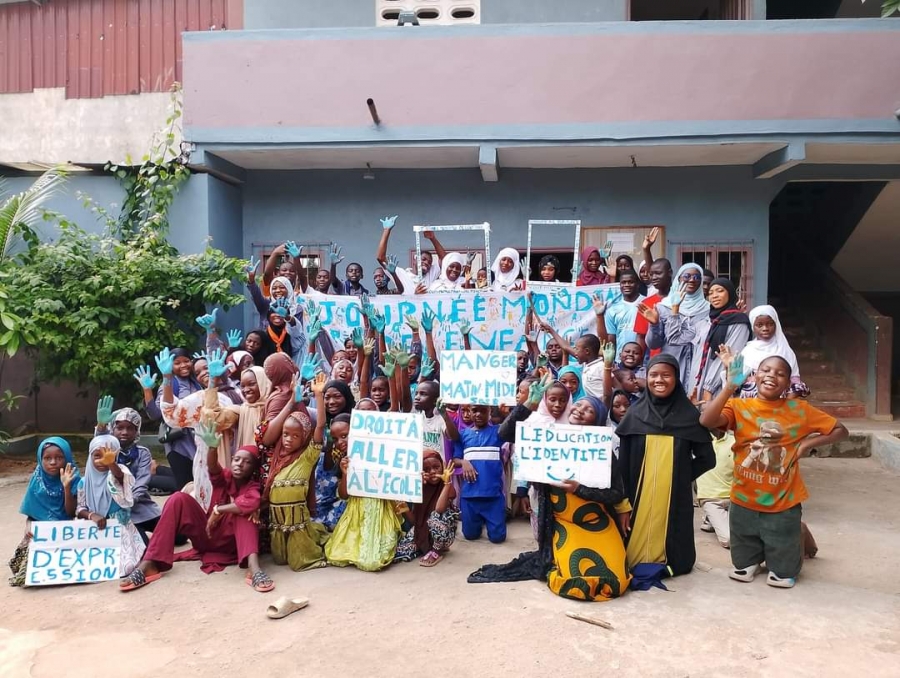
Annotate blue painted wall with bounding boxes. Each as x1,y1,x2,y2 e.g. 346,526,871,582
241,166,781,327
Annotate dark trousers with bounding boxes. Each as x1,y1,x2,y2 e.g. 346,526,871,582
730,503,803,578
166,451,194,491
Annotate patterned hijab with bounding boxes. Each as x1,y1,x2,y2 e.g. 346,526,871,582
263,410,314,501
19,437,80,522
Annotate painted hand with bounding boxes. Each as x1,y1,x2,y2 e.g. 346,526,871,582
243,255,259,276
536,353,549,368
435,397,446,415
528,375,551,406
592,292,607,316
133,365,158,390
195,418,221,448
380,215,398,230
395,349,412,368
292,375,305,403
370,310,386,334
670,284,686,309
307,319,323,343
601,240,613,261
96,395,115,425
459,319,471,336
271,297,290,319
305,298,319,321
363,337,376,356
380,354,396,378
196,308,219,331
329,243,344,266
421,309,436,333
386,255,399,274
300,354,320,381
205,348,227,379
359,293,374,320
155,347,174,376
285,240,303,258
440,463,454,485
726,353,749,390
226,329,243,348
405,315,420,332
602,341,616,366
420,354,436,378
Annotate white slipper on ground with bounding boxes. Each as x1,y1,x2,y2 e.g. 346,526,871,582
266,596,310,619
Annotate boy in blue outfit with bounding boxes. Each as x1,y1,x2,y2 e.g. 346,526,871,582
454,405,506,543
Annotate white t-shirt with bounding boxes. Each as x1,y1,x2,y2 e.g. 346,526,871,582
421,412,448,454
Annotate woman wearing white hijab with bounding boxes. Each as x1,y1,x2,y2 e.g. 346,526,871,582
429,252,468,292
735,305,809,399
640,262,711,389
491,247,524,292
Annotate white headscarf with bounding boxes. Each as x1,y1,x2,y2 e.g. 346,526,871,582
741,305,800,377
429,252,467,292
660,263,709,317
491,247,522,292
270,276,296,305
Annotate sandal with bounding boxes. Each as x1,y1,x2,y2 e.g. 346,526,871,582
247,569,275,593
266,596,310,619
119,568,161,592
419,550,444,567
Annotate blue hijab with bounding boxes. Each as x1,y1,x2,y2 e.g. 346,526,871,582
575,395,609,426
19,437,80,522
558,365,586,402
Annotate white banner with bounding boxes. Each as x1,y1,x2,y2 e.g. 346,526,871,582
347,410,424,502
300,283,621,355
513,422,614,489
25,520,122,586
440,350,517,406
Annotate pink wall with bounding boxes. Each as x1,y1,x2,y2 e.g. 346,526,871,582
183,26,900,135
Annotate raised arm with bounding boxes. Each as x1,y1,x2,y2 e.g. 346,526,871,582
262,244,286,287
423,230,448,262
641,227,659,276
539,319,576,359
375,216,397,264
261,376,301,447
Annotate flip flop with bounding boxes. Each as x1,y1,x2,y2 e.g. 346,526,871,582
119,568,162,592
266,596,310,619
247,569,275,593
419,550,444,567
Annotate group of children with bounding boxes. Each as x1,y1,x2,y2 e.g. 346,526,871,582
9,223,847,597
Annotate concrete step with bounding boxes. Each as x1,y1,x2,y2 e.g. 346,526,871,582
809,400,867,419
795,348,828,362
799,359,839,375
804,373,850,389
809,386,859,402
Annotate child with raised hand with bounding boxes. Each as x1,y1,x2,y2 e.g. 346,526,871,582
699,351,849,589
394,451,459,566
8,438,79,587
78,435,145,577
94,396,161,544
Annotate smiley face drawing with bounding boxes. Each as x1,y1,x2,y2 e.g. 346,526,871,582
546,465,575,483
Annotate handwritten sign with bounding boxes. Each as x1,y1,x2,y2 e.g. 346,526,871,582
347,411,424,502
25,519,122,586
513,422,614,489
440,350,517,406
292,285,620,355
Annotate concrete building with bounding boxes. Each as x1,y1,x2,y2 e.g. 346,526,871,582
1,0,899,430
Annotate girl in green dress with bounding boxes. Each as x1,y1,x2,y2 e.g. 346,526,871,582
265,374,330,571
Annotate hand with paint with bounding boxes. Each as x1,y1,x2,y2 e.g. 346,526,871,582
196,418,221,449
602,341,616,366
271,297,290,319
459,319,472,336
380,215,398,230
205,348,228,379
155,347,174,376
421,309,436,333
133,365,158,390
351,327,364,349
226,329,243,348
536,352,549,368
527,374,552,407
307,319,323,343
520,257,530,278
305,298,319,321
420,354,436,379
592,292,607,316
292,375,305,404
726,352,749,390
405,315,420,332
300,355,320,381
285,241,303,258
363,337,376,356
395,348,412,368
670,284,686,314
385,255,400,274
244,255,260,281
380,353,397,378
196,308,219,331
96,395,115,425
329,243,344,266
601,240,613,261
370,309,386,334
359,293,374,320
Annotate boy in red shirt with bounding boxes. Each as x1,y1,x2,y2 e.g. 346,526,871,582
700,352,848,588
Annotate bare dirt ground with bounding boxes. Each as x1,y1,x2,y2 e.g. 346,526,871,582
1,457,899,678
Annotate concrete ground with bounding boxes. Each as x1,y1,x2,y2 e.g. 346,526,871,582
1,457,899,678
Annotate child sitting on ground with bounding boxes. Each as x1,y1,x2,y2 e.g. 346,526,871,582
8,437,79,587
454,404,506,543
700,352,848,588
394,451,459,567
697,429,736,549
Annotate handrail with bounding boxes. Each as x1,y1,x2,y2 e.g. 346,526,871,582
788,242,893,419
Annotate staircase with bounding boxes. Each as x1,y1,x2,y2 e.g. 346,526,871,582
779,312,867,419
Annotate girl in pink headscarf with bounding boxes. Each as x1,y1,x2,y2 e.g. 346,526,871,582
577,246,612,286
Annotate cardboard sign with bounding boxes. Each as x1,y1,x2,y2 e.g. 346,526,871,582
440,350,518,406
347,411,424,502
513,422,614,489
25,519,122,587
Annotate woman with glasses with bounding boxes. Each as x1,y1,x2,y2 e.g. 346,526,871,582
638,263,711,395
